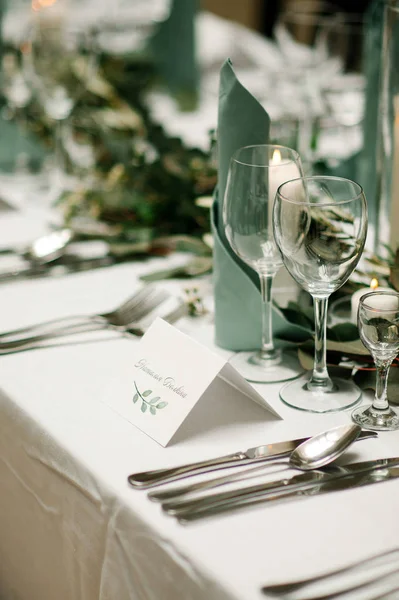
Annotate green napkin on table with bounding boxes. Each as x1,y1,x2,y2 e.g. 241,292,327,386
212,59,310,351
148,0,199,110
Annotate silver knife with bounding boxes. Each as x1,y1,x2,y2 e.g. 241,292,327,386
127,430,377,489
168,457,399,523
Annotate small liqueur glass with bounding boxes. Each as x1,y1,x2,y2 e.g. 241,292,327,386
352,291,399,431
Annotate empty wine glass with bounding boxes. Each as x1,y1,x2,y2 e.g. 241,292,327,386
273,176,368,412
352,291,399,431
23,17,98,200
223,144,304,383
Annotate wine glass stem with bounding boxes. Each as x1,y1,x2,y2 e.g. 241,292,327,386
259,273,277,360
373,361,391,410
309,295,333,390
54,120,66,181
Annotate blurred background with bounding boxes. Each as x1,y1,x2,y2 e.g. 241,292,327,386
0,0,385,253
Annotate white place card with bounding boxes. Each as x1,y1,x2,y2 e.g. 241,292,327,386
109,318,281,446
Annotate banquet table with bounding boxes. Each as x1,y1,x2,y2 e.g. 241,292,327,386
1,207,399,600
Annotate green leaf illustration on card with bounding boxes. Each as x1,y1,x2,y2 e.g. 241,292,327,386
133,382,167,416
156,402,168,409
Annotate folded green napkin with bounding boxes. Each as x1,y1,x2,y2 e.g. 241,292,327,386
357,0,385,228
148,0,199,110
213,59,310,351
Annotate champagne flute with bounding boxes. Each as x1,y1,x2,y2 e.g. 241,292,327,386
273,176,368,412
223,144,304,383
352,291,399,431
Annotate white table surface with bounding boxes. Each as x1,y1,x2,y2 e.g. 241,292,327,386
1,210,399,600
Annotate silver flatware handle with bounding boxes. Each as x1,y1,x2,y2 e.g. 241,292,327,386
127,453,248,488
172,476,350,524
128,431,377,490
269,569,399,600
261,548,399,597
167,457,399,518
149,460,289,503
0,314,105,341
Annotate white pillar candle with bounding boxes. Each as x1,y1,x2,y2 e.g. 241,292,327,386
267,149,302,223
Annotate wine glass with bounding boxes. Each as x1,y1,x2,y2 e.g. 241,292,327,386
223,144,305,383
352,291,399,431
23,18,98,200
273,175,368,412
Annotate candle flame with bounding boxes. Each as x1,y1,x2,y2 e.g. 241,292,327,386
32,0,58,12
370,278,379,290
271,149,282,164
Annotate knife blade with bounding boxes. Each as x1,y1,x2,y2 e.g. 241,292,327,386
169,457,399,523
127,430,377,489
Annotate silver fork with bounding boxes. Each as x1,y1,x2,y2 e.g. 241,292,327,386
0,285,168,342
261,548,399,598
0,301,188,354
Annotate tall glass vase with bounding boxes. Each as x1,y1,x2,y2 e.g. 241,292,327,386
374,0,399,257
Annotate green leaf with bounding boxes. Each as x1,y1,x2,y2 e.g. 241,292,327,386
133,393,138,403
353,369,376,391
156,402,168,409
327,322,359,342
279,304,314,331
142,390,152,397
326,338,369,356
150,406,157,415
150,396,160,404
141,402,147,413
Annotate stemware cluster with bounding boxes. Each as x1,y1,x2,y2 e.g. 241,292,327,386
2,4,98,198
222,142,399,429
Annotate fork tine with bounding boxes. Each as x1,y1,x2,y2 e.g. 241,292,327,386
116,290,170,325
108,285,157,317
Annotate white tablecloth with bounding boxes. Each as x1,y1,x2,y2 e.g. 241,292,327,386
1,216,399,600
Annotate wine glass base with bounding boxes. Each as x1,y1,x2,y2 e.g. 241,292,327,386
279,374,362,413
352,404,399,431
229,349,304,384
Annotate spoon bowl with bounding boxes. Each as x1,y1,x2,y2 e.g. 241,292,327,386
0,229,73,265
289,423,362,470
24,229,73,264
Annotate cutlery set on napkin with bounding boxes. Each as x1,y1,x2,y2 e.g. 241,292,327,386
127,426,399,525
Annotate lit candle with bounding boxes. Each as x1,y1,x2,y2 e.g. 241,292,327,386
350,278,392,323
268,149,302,222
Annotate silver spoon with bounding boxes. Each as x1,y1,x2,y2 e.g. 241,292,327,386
0,229,73,264
289,422,363,470
153,424,365,507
